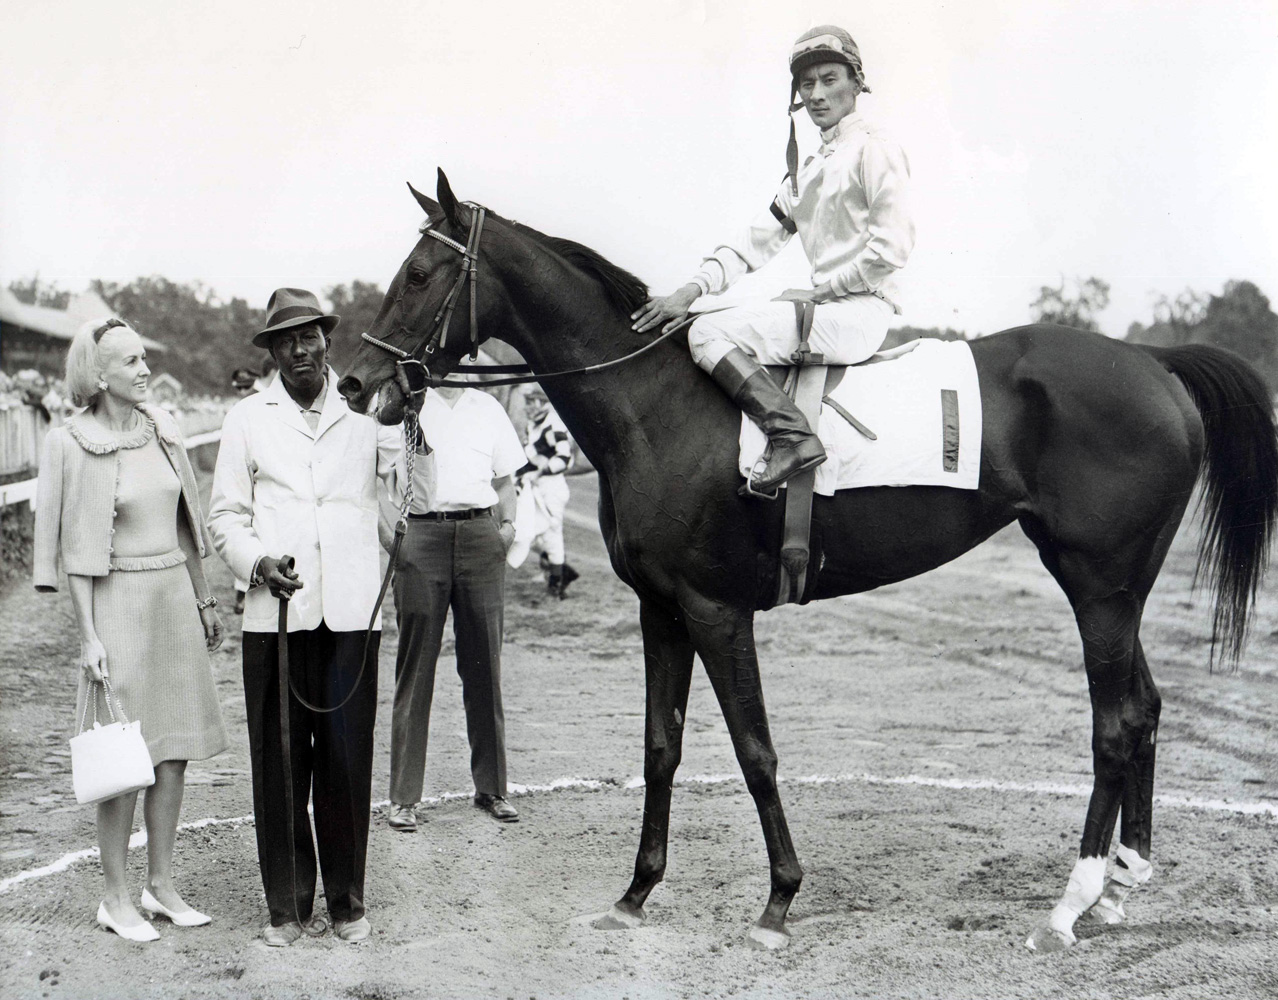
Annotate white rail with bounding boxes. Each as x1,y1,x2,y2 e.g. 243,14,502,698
0,428,222,512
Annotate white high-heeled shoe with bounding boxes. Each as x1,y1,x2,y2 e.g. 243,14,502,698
140,887,212,927
96,901,160,942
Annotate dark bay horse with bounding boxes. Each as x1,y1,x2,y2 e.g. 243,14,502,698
339,172,1278,952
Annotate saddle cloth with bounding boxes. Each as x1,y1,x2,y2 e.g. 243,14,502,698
738,339,982,496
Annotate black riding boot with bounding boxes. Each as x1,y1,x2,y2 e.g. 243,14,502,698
548,562,578,599
709,347,826,495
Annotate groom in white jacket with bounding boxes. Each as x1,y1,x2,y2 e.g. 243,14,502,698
208,288,410,947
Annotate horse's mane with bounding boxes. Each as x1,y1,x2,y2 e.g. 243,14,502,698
421,210,649,314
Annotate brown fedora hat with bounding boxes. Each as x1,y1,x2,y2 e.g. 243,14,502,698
252,287,340,348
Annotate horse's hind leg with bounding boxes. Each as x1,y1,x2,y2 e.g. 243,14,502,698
596,598,694,930
1023,563,1163,952
682,598,803,950
1091,637,1159,925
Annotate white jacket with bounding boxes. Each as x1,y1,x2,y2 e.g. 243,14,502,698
207,368,405,633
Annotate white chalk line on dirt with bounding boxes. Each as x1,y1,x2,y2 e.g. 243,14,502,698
3,771,1272,897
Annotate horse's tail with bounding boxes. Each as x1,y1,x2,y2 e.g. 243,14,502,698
1143,343,1278,663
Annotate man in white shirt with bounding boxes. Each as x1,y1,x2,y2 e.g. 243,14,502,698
208,288,404,947
631,25,915,496
388,384,526,831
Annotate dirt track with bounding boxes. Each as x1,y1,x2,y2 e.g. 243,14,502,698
1,470,1276,999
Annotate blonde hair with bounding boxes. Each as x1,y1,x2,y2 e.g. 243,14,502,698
65,317,131,408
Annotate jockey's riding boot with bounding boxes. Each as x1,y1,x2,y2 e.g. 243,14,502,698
549,562,579,599
709,348,826,495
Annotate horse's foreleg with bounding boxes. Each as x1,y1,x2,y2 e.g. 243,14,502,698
1027,590,1146,953
684,601,802,950
595,598,694,931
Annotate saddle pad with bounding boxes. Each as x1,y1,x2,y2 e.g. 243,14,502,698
739,339,982,495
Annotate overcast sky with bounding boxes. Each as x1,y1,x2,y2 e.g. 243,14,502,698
2,0,1276,337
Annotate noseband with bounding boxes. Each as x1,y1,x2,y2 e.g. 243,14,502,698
361,202,488,392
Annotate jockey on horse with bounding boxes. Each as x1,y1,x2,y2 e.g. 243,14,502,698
632,25,915,496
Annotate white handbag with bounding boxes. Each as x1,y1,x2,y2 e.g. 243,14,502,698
70,678,155,805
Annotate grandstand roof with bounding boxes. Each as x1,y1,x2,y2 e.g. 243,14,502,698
0,287,166,352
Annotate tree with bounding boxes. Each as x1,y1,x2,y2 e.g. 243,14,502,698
1127,288,1208,348
7,276,71,309
1196,280,1278,384
91,276,266,395
1124,279,1278,390
323,281,387,374
1029,276,1111,332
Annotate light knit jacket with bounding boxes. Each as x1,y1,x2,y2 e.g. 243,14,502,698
32,404,211,592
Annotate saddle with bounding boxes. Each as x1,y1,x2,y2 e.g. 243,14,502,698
765,296,879,607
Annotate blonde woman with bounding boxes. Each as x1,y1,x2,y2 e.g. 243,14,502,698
34,317,229,942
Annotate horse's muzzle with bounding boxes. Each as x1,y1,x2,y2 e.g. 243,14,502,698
336,374,365,405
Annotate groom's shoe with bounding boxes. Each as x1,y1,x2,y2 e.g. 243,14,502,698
473,793,519,822
388,803,417,832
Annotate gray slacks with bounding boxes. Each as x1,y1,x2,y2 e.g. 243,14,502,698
389,515,507,805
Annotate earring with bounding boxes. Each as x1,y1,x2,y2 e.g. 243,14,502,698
97,380,109,391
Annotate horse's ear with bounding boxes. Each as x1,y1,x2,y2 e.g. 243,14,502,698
437,168,460,225
407,182,439,218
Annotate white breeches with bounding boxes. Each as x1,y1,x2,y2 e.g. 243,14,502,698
688,294,896,371
530,474,569,564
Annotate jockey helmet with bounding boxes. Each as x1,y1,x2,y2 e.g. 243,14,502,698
785,25,871,196
789,25,870,91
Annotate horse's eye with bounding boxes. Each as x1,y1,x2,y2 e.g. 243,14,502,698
407,268,429,285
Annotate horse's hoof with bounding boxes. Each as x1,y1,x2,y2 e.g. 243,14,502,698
1023,924,1075,954
1087,897,1126,925
592,904,645,931
747,924,791,951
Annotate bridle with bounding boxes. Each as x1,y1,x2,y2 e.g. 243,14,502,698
360,201,489,394
360,201,713,392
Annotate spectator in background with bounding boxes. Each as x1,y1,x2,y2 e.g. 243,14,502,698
252,357,277,394
34,317,228,942
227,368,260,614
515,388,579,599
387,382,524,832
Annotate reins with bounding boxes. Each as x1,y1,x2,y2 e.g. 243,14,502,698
359,200,720,391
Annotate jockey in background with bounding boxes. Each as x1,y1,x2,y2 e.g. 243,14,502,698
517,388,579,599
632,25,915,496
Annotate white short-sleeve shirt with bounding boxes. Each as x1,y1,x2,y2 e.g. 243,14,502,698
412,388,525,512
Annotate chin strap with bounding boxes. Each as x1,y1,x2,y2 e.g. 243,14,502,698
786,85,801,196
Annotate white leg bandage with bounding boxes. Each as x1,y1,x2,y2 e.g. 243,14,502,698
1047,856,1106,940
1091,844,1154,924
1112,844,1153,886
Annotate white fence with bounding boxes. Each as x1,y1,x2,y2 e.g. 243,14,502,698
0,404,226,512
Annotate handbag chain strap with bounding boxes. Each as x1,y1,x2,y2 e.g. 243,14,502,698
78,677,129,734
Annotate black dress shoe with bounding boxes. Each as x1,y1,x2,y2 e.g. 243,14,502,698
473,793,519,822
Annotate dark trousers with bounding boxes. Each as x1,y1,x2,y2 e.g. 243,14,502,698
242,621,379,926
390,516,507,805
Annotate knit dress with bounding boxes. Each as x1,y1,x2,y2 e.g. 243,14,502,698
71,415,228,765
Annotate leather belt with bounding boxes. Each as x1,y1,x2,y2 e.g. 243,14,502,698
408,507,492,521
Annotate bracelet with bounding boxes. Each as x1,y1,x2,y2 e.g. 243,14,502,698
500,519,515,527
196,596,219,611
